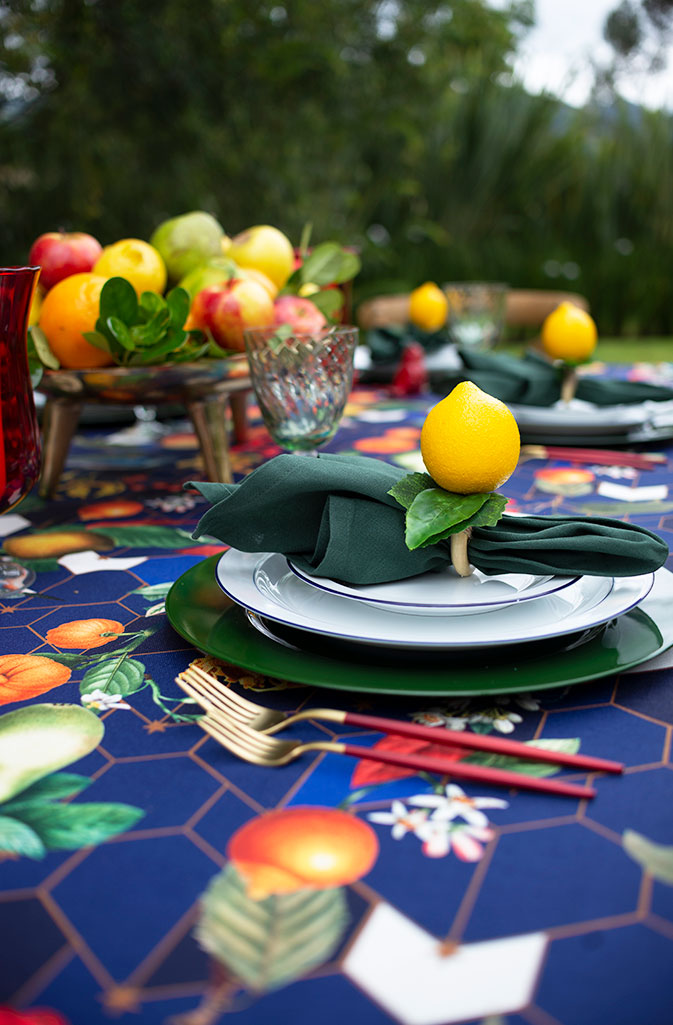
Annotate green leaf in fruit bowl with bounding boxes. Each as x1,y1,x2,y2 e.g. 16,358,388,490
300,242,360,286
405,489,491,549
165,286,190,329
28,325,60,369
82,330,112,354
100,276,138,325
106,316,134,350
139,291,165,318
309,288,344,321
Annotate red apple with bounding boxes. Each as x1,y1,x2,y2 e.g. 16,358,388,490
190,278,274,351
273,294,327,334
29,231,103,291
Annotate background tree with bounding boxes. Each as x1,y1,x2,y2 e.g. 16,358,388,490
1,0,672,334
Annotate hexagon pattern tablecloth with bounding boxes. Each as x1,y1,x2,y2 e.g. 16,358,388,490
2,375,673,1025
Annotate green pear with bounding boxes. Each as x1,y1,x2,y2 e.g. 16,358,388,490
150,211,225,284
0,703,104,804
178,256,238,299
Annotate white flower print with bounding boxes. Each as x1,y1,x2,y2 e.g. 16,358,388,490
367,799,430,839
81,689,131,711
408,783,508,829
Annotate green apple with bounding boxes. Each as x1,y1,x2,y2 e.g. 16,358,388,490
178,257,238,299
150,211,225,284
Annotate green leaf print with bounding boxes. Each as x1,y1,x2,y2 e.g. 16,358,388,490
462,738,581,777
623,829,673,885
196,863,349,992
10,802,144,850
80,657,146,698
0,814,46,859
1,772,91,810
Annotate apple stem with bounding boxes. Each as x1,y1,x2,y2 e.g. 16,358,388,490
450,528,473,577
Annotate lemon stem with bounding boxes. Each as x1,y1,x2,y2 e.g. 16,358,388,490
450,528,473,578
561,366,578,403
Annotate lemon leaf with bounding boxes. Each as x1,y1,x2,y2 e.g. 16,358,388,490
405,490,508,550
405,489,489,549
388,472,435,511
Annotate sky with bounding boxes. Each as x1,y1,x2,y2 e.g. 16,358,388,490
491,0,673,110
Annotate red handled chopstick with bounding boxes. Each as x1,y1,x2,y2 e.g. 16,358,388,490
520,445,667,469
330,711,623,776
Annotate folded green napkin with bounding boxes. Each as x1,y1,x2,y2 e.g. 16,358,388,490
433,348,673,407
187,453,668,584
366,324,449,364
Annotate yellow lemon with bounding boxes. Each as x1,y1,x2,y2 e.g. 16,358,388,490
409,282,448,333
93,238,167,296
541,302,597,363
420,381,520,494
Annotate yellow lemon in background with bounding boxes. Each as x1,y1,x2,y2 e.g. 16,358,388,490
420,381,520,494
228,225,295,290
541,301,597,363
93,238,167,296
409,281,448,333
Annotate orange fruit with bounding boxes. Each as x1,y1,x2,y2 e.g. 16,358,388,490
227,807,379,899
409,282,448,333
0,654,72,706
38,272,112,369
421,381,520,494
93,238,167,296
541,302,597,363
46,618,124,650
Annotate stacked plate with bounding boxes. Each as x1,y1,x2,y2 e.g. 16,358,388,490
509,397,673,447
166,550,673,696
217,551,656,651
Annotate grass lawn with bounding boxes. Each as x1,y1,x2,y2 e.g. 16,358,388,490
502,338,673,363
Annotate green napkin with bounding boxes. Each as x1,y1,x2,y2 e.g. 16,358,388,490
433,348,673,407
366,324,449,364
187,453,668,583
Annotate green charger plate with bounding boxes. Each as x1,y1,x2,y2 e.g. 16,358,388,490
165,556,673,697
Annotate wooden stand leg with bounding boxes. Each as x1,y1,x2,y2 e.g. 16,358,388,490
229,389,250,444
185,393,233,482
39,398,84,498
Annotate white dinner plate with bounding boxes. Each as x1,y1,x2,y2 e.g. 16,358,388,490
214,549,654,650
287,560,579,617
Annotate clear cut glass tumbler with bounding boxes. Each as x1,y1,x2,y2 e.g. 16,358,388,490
243,325,358,453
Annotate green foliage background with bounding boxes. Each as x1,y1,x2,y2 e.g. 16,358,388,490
1,0,672,335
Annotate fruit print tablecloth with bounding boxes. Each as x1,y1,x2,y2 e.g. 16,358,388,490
2,371,673,1025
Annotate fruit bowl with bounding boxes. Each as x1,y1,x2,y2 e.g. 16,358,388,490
38,353,249,405
37,354,251,497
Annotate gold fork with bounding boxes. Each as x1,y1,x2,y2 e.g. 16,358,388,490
176,668,597,799
178,663,622,776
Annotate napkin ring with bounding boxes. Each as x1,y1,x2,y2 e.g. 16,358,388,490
450,527,473,578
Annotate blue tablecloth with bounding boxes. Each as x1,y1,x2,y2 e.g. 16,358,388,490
2,375,673,1025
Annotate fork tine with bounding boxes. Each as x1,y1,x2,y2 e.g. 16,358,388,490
186,666,261,715
180,671,252,724
180,668,258,725
200,708,283,758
